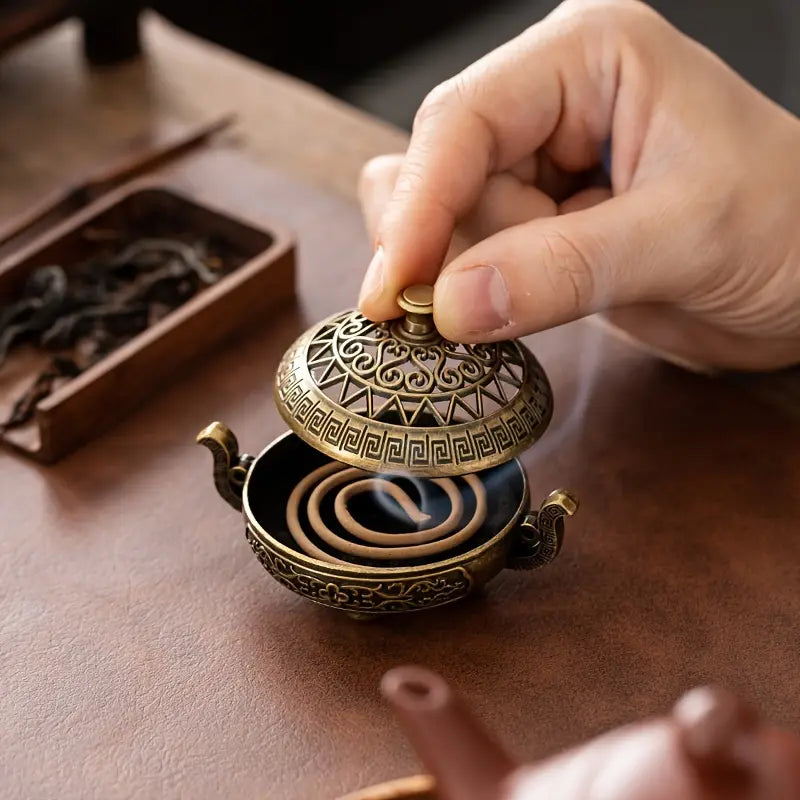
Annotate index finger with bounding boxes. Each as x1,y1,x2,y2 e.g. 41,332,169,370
358,0,645,320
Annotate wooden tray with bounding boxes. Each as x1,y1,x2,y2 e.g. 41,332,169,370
0,180,295,462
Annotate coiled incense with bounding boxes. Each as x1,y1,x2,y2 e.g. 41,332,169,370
286,462,487,565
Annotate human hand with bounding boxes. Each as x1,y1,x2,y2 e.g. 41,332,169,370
357,0,800,371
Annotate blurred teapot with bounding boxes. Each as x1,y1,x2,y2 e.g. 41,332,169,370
378,666,800,800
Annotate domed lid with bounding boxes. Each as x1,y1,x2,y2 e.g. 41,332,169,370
274,285,553,477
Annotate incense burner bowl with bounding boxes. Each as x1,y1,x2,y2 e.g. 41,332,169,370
198,285,578,617
198,424,576,618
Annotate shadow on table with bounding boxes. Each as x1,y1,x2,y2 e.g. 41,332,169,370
245,350,800,765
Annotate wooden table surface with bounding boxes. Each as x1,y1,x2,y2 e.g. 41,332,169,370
2,13,799,800
0,11,407,216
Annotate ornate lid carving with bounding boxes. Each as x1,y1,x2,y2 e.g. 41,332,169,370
274,285,553,476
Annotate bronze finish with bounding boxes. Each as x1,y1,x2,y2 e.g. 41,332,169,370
396,284,436,340
197,425,576,617
198,284,577,616
196,422,254,512
273,288,554,477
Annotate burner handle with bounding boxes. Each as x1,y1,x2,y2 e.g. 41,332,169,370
196,421,255,512
507,488,578,570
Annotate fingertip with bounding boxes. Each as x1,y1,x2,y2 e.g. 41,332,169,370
434,264,514,341
358,295,401,323
434,319,512,344
359,250,414,322
432,211,607,341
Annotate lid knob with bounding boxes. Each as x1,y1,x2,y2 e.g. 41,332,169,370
397,284,435,339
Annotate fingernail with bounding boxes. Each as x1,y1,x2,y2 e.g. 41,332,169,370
359,246,385,307
439,266,511,334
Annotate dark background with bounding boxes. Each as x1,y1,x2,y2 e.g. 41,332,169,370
1,1,795,127
150,0,800,127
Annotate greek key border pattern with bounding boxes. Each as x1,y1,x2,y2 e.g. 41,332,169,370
276,341,552,470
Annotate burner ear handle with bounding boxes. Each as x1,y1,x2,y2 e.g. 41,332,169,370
506,489,578,571
196,421,255,512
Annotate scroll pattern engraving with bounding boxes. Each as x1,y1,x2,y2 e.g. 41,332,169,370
303,312,531,420
275,311,552,472
508,504,567,570
246,529,473,613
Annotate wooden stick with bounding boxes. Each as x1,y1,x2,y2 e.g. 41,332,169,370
0,112,236,251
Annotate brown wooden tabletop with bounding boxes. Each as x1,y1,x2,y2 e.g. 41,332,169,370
1,14,799,800
0,11,407,217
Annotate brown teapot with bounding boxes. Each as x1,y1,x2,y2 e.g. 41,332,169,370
366,665,800,800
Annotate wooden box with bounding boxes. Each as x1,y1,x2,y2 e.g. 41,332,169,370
0,181,295,462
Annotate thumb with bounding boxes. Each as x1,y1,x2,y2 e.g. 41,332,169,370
432,189,701,341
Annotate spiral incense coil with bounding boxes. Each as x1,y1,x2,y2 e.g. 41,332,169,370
286,462,487,566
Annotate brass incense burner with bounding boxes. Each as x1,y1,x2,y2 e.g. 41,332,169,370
198,285,578,617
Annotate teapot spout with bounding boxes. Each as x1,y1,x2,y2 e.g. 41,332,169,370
196,421,254,511
380,666,516,800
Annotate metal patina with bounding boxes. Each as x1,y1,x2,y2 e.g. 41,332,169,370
198,285,578,617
